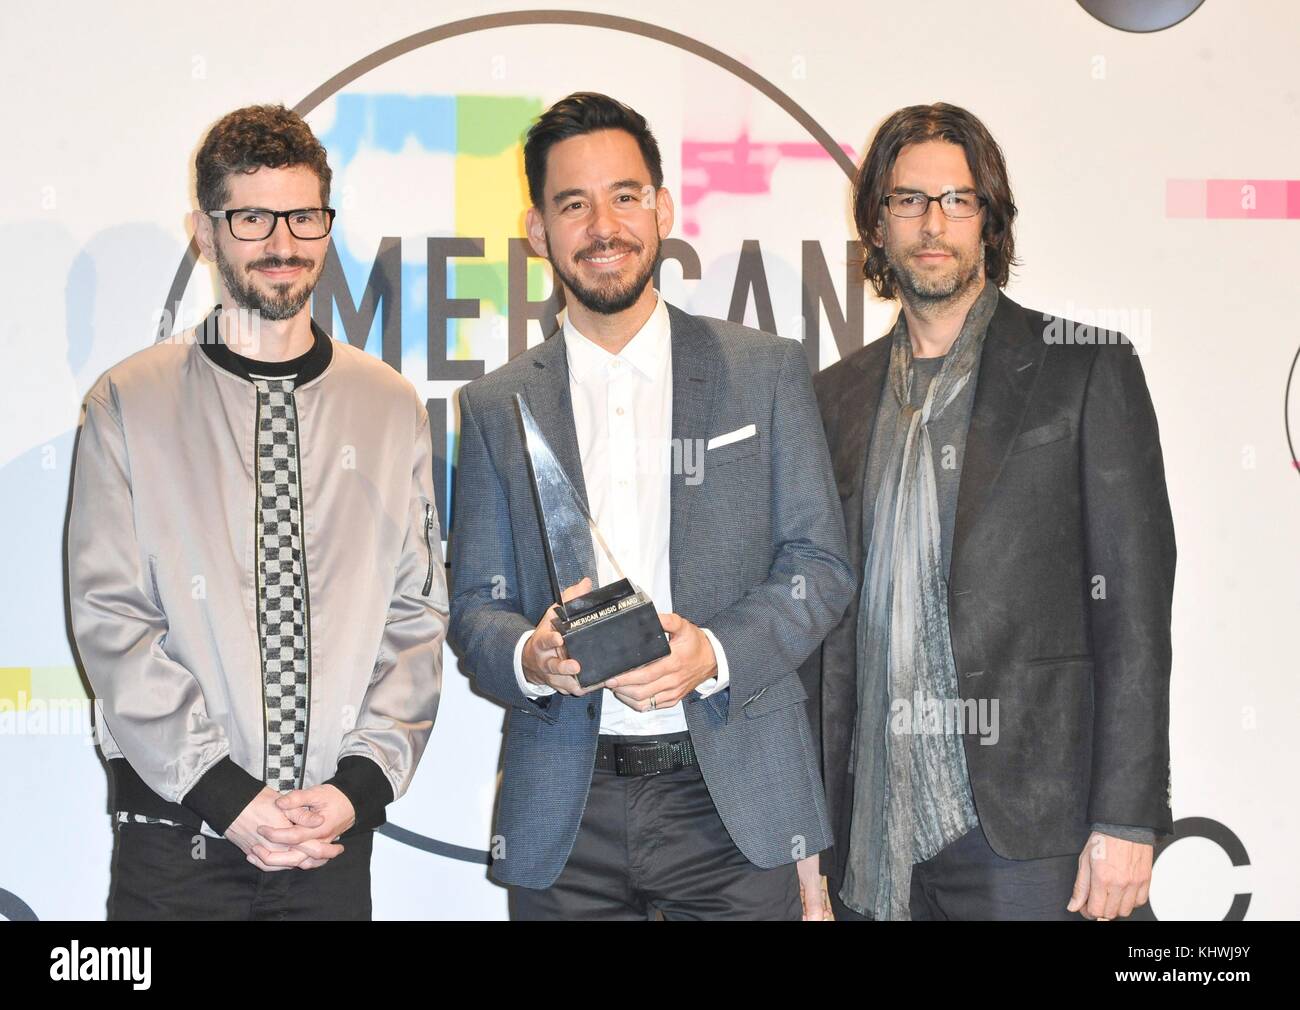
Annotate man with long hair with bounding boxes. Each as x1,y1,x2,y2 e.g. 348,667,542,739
809,102,1175,921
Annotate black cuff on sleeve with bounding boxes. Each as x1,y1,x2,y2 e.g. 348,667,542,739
326,755,395,833
180,756,264,835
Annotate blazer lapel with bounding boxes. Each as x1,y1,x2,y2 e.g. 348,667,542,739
951,292,1045,567
666,304,719,614
522,330,597,587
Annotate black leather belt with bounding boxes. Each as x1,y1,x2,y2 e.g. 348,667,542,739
595,735,697,777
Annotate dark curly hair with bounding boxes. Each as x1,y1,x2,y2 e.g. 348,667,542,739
523,92,663,208
853,103,1018,300
195,104,331,211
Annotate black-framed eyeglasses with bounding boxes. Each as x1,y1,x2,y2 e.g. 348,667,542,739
207,207,336,241
881,191,987,220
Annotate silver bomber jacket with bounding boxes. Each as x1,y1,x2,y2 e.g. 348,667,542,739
67,311,448,834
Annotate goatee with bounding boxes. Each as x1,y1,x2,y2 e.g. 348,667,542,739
550,236,658,316
888,238,985,307
216,248,319,322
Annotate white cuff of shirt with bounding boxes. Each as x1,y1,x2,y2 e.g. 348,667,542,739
513,630,556,698
695,628,730,698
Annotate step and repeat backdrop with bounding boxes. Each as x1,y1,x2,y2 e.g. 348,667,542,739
2,1,1296,919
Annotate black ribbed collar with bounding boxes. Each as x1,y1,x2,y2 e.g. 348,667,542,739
196,305,333,384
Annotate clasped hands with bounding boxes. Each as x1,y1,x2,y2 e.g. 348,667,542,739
225,783,356,872
520,577,719,710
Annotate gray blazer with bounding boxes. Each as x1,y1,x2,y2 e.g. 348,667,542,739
449,303,854,889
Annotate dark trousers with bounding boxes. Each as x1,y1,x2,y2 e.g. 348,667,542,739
509,746,801,921
107,820,374,921
829,824,1080,921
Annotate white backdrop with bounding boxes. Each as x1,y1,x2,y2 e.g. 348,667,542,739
1,0,1296,920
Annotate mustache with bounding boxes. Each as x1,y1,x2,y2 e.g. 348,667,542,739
574,239,641,263
247,255,315,272
909,242,957,256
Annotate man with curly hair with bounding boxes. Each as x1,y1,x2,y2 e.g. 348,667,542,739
68,105,447,920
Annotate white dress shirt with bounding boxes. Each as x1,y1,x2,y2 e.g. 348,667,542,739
512,291,730,735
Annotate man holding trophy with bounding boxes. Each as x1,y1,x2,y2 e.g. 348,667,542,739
448,93,853,919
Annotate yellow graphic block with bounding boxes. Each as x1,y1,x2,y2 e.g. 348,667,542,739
0,666,89,708
0,667,32,708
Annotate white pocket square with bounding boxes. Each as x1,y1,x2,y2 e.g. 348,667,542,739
707,424,756,451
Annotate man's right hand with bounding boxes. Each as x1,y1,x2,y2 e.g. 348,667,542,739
225,786,324,872
797,854,833,921
521,577,599,696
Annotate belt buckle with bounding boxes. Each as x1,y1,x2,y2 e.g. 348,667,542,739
613,741,667,777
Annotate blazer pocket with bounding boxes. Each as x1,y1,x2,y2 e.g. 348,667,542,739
703,438,762,470
1022,654,1094,670
1010,419,1071,454
742,675,809,719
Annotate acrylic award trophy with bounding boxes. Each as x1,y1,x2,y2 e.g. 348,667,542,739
514,394,671,688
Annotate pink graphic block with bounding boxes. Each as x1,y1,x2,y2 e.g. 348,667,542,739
1166,178,1300,219
680,132,857,237
1165,179,1206,218
1206,179,1288,218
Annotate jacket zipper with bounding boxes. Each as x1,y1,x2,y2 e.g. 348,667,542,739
253,392,269,785
421,502,435,597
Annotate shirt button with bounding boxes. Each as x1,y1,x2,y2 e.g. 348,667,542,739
615,407,625,416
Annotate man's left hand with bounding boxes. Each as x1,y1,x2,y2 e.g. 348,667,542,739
604,613,717,712
1067,831,1153,920
250,784,358,870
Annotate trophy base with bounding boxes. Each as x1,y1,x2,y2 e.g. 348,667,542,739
554,579,671,688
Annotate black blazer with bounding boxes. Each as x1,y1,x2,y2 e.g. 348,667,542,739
803,291,1176,885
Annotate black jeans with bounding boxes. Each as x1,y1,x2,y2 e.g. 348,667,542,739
107,820,374,921
830,824,1081,921
509,746,801,921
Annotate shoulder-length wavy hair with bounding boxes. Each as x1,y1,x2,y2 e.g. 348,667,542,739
853,103,1018,300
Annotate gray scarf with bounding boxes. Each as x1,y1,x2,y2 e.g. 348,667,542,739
842,282,997,920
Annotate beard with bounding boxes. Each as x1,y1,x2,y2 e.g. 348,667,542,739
216,246,321,322
886,233,985,306
549,232,659,316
